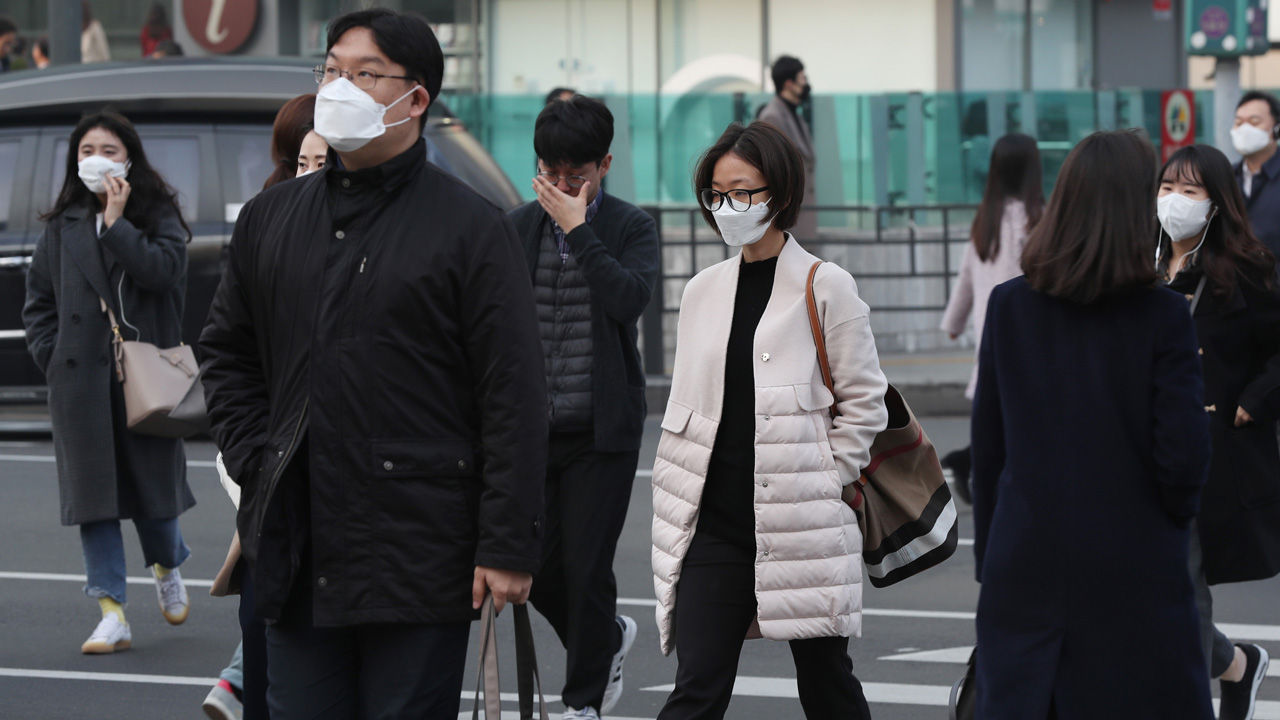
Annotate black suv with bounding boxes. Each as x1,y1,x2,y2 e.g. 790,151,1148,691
0,58,521,418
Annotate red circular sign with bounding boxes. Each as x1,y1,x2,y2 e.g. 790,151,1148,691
183,0,258,54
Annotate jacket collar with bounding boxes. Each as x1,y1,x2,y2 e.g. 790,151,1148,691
326,137,425,194
61,204,114,305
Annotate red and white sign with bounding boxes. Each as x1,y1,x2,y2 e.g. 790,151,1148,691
1161,90,1196,162
183,0,258,55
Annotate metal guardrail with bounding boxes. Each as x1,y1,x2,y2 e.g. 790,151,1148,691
638,204,980,373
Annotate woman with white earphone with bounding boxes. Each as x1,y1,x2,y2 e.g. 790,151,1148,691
1156,144,1280,720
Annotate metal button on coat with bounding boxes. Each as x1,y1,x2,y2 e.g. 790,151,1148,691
762,481,769,488
317,577,327,587
276,450,284,457
763,414,771,421
457,460,468,471
341,178,350,188
335,230,346,240
383,460,394,471
761,352,771,362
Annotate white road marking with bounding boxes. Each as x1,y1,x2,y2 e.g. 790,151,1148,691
0,571,213,588
643,678,953,706
0,453,218,469
0,668,218,687
882,643,1280,678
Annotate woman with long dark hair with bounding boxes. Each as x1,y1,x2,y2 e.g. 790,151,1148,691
970,131,1213,717
940,133,1043,502
262,93,319,189
23,111,193,654
1156,144,1280,719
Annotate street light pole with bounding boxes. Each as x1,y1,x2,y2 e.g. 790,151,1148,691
48,0,83,66
1215,56,1241,162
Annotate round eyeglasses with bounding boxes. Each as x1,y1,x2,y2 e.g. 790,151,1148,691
699,187,770,212
314,64,417,92
538,171,590,189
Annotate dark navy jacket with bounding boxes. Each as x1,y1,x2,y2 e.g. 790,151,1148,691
509,194,659,452
970,277,1212,719
1235,150,1280,258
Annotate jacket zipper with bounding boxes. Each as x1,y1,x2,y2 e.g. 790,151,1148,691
256,397,310,539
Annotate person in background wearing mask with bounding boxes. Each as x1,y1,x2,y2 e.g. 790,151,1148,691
757,55,816,241
651,121,888,720
23,111,194,655
1232,91,1280,259
940,134,1043,504
1156,144,1280,720
0,17,17,72
199,9,547,717
202,92,326,720
508,94,658,720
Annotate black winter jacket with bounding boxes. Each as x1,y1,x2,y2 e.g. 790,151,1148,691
199,140,547,625
509,194,659,452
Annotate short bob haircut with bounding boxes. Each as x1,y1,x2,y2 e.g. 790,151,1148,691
1021,130,1159,304
326,9,443,134
693,122,805,236
534,94,613,168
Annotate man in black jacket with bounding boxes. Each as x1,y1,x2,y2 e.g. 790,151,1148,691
199,9,546,718
509,96,659,720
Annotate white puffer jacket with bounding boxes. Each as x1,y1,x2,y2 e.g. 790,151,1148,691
651,238,888,655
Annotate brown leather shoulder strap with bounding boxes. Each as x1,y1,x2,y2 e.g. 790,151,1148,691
805,261,838,418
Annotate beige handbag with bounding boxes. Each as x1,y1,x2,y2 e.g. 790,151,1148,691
100,297,208,438
805,261,958,587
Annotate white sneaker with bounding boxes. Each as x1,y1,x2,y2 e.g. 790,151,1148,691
600,615,638,714
81,614,131,654
155,566,190,625
202,681,244,720
562,708,600,720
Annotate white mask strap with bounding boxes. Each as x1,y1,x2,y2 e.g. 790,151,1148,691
382,85,422,127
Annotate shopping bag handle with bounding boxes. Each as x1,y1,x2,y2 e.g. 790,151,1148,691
472,595,550,720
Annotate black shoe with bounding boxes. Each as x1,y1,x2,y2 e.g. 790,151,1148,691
1220,643,1269,720
941,448,972,505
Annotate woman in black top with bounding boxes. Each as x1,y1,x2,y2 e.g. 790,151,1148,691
1155,144,1280,717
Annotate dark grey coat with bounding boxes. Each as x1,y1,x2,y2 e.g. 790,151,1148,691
758,96,817,240
23,203,194,526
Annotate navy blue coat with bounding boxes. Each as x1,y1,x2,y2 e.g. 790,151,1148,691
1236,151,1280,259
971,277,1212,719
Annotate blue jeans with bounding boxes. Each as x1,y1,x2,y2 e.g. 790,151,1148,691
80,518,190,604
220,641,245,691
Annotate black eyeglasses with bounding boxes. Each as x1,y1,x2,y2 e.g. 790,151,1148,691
538,171,591,189
314,64,416,91
699,187,770,212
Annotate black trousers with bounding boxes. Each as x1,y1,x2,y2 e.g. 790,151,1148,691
265,608,470,720
528,430,638,710
658,533,872,720
238,571,269,720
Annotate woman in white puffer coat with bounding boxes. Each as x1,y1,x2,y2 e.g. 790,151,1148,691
651,121,889,720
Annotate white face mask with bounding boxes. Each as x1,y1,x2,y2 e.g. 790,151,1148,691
313,78,420,153
297,167,320,178
1157,193,1213,242
78,155,130,194
1231,122,1273,157
712,199,772,247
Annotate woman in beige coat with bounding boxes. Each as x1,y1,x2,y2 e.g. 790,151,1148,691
651,122,888,719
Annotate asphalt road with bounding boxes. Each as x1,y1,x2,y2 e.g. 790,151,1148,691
1,417,1278,719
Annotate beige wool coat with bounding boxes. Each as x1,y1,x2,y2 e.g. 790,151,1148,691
650,237,888,655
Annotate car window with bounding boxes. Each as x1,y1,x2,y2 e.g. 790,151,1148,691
52,134,201,222
215,129,274,222
0,141,18,232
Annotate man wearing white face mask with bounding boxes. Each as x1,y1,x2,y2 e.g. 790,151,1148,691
199,9,547,719
1231,91,1280,258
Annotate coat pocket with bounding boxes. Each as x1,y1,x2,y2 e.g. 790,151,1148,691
660,401,694,434
794,382,835,413
371,439,481,479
